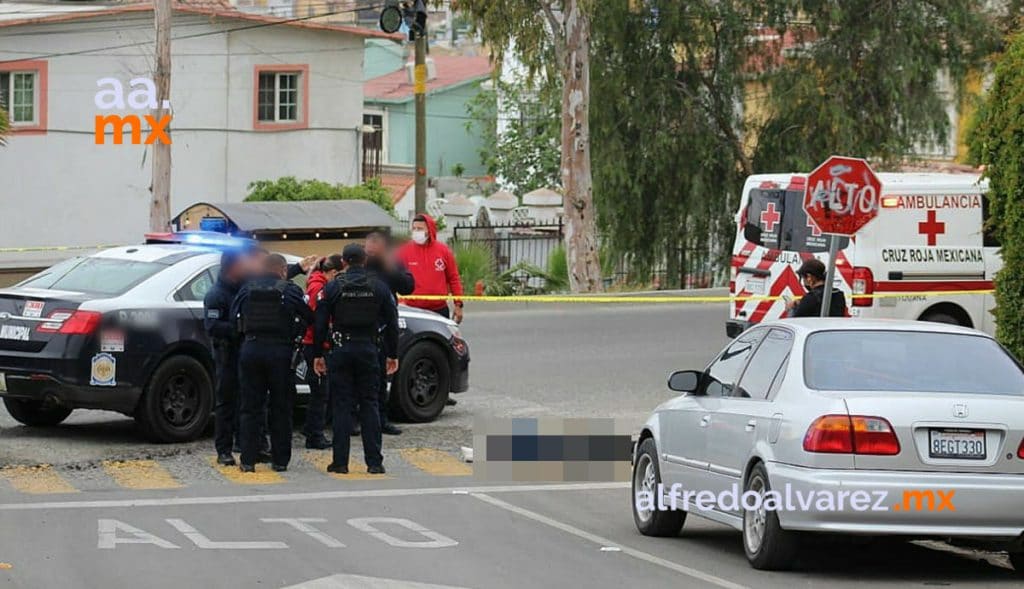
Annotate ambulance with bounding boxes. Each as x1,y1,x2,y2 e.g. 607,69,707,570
727,172,999,337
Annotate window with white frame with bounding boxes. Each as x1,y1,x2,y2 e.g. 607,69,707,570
0,70,38,125
257,71,301,123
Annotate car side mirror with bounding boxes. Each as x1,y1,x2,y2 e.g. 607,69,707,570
667,370,701,394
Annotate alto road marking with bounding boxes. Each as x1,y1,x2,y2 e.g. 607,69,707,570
470,493,749,589
208,456,286,485
399,448,472,477
0,482,628,511
0,465,78,495
281,573,472,589
102,460,181,490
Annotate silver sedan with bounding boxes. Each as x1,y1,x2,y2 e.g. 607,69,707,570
631,319,1024,572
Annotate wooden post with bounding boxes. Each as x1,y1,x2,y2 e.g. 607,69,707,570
414,29,427,215
150,0,172,231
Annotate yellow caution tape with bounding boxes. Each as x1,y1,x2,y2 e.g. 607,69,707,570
401,290,995,304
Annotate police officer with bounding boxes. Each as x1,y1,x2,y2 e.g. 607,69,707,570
231,253,314,472
365,232,414,437
313,244,398,475
786,259,848,318
203,250,245,466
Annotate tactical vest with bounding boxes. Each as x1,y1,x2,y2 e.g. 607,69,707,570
332,273,380,336
242,279,292,339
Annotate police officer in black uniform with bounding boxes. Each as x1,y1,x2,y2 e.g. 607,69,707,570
231,254,314,472
787,259,848,318
203,250,246,466
313,244,399,475
364,232,414,437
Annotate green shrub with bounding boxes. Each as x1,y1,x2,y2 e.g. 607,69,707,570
968,33,1024,360
452,241,496,292
245,176,394,214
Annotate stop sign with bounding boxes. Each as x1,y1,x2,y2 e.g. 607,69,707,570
803,156,882,236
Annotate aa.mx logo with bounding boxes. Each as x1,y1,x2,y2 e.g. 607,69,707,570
93,77,171,145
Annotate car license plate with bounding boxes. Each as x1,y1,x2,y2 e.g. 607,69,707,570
928,428,986,460
0,324,30,341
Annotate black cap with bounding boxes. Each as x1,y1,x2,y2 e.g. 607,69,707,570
342,243,366,265
796,258,827,280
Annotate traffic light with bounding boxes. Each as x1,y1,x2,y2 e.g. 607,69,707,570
378,0,427,41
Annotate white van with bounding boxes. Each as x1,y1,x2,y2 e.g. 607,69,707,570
727,173,999,337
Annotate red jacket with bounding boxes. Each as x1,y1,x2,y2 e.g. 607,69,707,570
302,270,330,345
397,213,463,311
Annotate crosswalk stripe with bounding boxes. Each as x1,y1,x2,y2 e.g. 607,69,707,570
399,448,472,477
0,465,78,494
102,460,182,490
207,457,286,485
303,451,391,480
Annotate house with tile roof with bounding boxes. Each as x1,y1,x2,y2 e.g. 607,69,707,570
362,53,493,181
0,1,398,272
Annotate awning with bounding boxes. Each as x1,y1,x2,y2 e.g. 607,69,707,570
174,200,395,235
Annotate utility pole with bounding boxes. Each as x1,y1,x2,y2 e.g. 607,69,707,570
414,28,427,215
150,0,172,231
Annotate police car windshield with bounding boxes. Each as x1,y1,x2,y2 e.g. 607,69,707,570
804,331,1024,395
19,257,165,296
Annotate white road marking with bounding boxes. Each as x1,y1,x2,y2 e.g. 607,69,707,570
281,574,472,589
0,482,627,511
346,517,458,549
97,519,179,549
165,518,288,549
470,493,749,589
261,518,346,548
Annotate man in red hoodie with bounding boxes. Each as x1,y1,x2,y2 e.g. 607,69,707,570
398,214,464,324
300,254,343,449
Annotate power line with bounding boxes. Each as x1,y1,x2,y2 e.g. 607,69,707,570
1,2,388,64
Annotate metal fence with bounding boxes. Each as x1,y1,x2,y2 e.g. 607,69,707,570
450,218,725,291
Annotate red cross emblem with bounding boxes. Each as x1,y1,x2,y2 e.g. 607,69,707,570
918,210,945,246
760,202,781,232
806,215,822,237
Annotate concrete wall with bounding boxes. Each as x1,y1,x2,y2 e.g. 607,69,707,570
0,13,364,257
368,78,489,178
364,38,405,80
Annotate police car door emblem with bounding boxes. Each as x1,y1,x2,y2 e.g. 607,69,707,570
90,353,117,387
952,403,968,418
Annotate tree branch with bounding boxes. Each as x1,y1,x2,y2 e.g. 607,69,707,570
538,0,567,67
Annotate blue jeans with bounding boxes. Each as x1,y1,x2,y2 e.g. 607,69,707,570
328,340,382,468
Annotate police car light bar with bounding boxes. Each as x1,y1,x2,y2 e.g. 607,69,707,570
144,231,258,250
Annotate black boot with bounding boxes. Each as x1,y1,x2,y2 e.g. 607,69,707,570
216,453,236,466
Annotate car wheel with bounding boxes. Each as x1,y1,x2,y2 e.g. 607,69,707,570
2,398,72,427
632,437,686,536
1009,551,1024,576
391,341,450,423
135,355,213,443
743,462,800,570
921,312,962,326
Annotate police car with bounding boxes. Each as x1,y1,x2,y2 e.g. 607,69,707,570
0,234,469,442
728,173,999,336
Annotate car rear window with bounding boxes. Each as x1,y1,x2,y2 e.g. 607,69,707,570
743,188,850,253
19,257,165,296
804,330,1024,395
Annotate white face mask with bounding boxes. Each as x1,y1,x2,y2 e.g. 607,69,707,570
411,230,428,245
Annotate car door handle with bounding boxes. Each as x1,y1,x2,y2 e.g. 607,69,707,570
699,415,711,427
745,418,757,432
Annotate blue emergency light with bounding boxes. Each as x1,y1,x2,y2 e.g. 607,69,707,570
145,230,258,251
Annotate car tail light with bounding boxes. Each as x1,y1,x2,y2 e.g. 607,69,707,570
1017,438,1024,459
804,415,900,455
36,310,101,335
852,266,874,307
